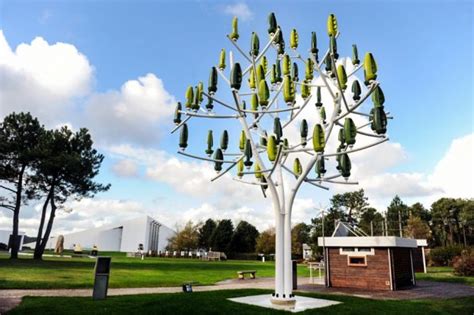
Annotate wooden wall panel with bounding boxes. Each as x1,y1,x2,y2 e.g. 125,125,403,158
328,248,391,291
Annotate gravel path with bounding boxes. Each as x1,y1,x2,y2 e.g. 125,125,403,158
1,278,472,313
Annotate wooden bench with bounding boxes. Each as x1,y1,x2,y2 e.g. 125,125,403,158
237,270,257,279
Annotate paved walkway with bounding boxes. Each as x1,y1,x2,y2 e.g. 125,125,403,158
1,278,473,314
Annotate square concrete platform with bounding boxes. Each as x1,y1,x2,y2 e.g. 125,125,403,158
228,294,341,313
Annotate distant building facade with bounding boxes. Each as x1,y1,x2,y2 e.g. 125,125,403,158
44,216,175,253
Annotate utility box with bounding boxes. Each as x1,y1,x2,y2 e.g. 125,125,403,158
292,260,297,290
93,257,111,300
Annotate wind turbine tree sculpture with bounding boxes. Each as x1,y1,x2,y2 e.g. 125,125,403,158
172,12,390,305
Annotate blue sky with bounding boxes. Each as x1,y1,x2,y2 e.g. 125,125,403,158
0,0,472,233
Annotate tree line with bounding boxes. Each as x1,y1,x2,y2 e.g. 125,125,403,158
311,189,473,250
166,218,312,258
0,112,109,260
169,190,472,257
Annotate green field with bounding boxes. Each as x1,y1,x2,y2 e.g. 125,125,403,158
0,252,311,289
416,266,474,286
7,289,474,315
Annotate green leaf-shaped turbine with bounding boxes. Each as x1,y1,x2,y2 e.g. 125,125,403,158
364,52,378,85
173,102,182,125
337,65,347,90
340,153,351,178
230,63,242,90
205,130,214,156
352,80,361,101
229,17,239,41
282,54,291,76
312,124,325,153
283,75,295,105
273,117,283,142
300,119,308,147
293,158,302,179
208,67,218,94
267,135,277,162
344,118,357,145
290,28,299,49
179,123,188,150
220,130,229,151
219,49,226,70
352,44,360,65
214,148,224,173
258,80,270,107
327,14,338,37
185,86,194,109
372,85,385,107
268,12,278,35
250,32,260,57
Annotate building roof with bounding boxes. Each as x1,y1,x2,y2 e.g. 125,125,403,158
318,236,418,248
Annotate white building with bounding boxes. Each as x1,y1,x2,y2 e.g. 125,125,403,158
45,216,175,253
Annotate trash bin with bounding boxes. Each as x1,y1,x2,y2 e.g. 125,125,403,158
292,260,297,290
93,257,111,300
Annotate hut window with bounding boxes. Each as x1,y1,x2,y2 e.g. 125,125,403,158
348,256,366,266
341,247,356,252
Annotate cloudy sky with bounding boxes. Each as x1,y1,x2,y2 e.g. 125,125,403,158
0,1,472,236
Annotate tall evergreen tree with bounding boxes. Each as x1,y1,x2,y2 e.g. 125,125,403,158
291,223,311,256
386,195,409,236
330,189,369,224
358,207,384,236
0,112,44,259
210,219,234,253
198,218,217,249
30,127,110,260
230,220,259,253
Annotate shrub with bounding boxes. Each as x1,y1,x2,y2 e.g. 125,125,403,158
452,249,474,276
429,245,464,266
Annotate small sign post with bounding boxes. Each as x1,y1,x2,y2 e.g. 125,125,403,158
93,257,111,300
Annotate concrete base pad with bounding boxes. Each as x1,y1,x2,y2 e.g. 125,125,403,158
228,294,341,313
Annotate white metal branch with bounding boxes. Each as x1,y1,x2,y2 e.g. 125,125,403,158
241,106,300,114
335,81,379,122
201,92,239,112
170,116,192,134
211,155,244,182
323,137,389,157
242,28,281,76
233,178,275,186
179,111,239,119
282,97,312,129
216,68,231,86
347,63,363,78
177,151,242,164
226,35,252,63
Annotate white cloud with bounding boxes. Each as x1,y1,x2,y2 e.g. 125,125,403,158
0,30,93,122
111,159,139,177
107,144,261,207
84,73,175,145
0,31,175,146
222,3,253,21
429,133,474,198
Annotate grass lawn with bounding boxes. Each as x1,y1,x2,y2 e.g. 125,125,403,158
0,251,311,289
7,289,474,315
416,266,474,286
